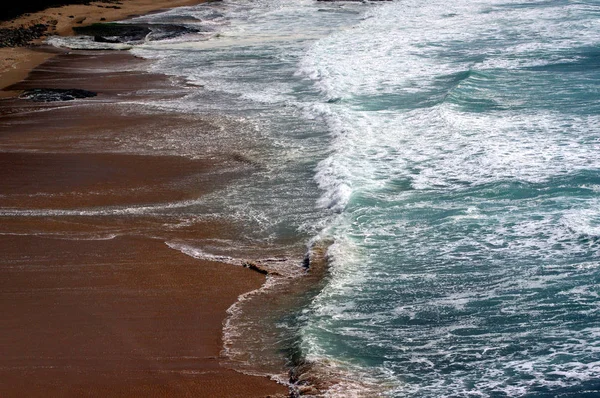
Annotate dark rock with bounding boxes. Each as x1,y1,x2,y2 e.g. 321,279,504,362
0,24,48,47
74,22,200,44
73,23,151,42
146,25,200,42
19,88,97,102
302,253,310,269
93,35,120,44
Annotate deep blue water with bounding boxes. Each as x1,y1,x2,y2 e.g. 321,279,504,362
51,0,600,395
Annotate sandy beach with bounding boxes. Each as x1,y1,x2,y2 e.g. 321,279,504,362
0,0,208,95
2,1,597,396
0,235,286,397
0,3,290,398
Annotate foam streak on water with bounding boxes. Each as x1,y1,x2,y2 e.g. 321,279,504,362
49,0,600,396
299,0,600,396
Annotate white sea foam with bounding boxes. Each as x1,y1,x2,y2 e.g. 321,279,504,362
562,206,600,238
46,35,133,50
166,241,239,265
0,231,119,240
297,0,600,395
0,198,206,217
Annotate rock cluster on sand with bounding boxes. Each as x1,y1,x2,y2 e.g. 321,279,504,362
0,24,48,47
19,88,97,102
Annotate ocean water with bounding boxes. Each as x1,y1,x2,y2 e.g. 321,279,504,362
51,0,600,396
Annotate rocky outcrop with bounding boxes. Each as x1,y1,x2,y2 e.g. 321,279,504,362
73,22,200,44
19,88,97,102
73,23,150,42
0,24,48,47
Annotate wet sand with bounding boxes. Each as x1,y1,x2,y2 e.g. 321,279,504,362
0,235,285,397
0,0,208,93
0,47,57,99
0,48,289,397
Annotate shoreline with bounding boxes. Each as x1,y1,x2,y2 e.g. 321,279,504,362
0,4,292,397
0,0,207,94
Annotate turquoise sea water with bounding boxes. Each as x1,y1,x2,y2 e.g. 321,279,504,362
52,0,600,395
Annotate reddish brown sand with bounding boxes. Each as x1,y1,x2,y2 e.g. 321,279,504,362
0,236,285,397
0,44,288,398
0,47,56,98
